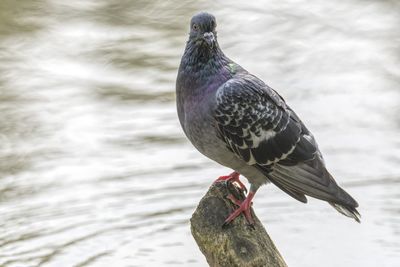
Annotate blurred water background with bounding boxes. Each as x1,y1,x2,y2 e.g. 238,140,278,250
0,0,399,266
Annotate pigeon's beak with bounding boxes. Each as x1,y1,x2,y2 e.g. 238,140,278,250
203,32,215,48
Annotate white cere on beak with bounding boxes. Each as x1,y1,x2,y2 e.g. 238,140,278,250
203,32,215,47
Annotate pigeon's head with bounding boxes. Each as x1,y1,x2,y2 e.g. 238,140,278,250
189,12,217,49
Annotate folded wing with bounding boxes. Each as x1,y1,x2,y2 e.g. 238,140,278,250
214,74,359,221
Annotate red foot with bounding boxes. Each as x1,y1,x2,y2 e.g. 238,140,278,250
213,171,247,193
226,193,243,206
223,191,256,226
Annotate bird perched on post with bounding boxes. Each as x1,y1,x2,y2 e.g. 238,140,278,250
176,12,360,225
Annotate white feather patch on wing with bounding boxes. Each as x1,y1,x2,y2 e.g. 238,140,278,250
250,130,276,147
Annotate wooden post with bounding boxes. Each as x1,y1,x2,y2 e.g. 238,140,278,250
190,182,287,267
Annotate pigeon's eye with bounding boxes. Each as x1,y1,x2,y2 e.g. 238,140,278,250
192,24,199,31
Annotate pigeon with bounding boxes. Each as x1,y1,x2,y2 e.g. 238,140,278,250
176,12,360,225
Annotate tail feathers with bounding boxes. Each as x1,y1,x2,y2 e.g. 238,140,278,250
257,158,361,223
265,162,358,207
330,202,361,223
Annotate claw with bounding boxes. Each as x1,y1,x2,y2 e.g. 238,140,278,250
213,171,247,193
223,191,256,226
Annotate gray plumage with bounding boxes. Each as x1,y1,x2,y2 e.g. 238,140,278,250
176,12,360,222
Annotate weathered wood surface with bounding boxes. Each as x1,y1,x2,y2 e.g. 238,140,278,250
190,182,287,267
